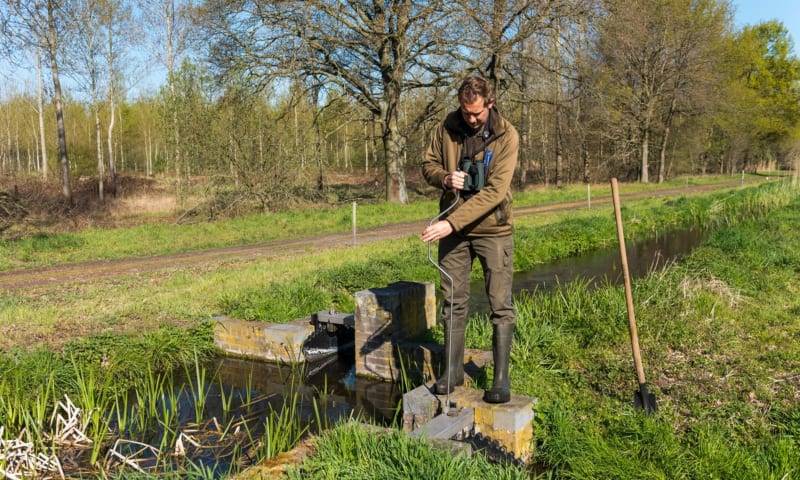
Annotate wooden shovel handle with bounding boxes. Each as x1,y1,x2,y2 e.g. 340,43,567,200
611,178,647,385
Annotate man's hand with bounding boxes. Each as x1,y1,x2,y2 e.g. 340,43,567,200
445,171,468,190
421,220,454,243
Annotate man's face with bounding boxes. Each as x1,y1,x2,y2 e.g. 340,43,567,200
460,97,493,131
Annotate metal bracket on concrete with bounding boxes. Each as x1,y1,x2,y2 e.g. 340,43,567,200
312,310,355,328
409,407,474,441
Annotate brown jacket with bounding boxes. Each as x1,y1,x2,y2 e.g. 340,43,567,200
421,107,519,237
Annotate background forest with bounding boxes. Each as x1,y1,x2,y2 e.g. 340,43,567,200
1,0,799,214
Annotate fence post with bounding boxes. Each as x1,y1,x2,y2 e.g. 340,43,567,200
587,183,591,209
352,201,357,246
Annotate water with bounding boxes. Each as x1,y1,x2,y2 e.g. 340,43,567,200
92,350,398,478
469,228,708,313
213,353,400,427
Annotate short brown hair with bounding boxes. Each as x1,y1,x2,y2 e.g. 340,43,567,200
458,76,494,106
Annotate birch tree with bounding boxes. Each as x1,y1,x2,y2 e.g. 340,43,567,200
139,0,196,199
1,0,73,201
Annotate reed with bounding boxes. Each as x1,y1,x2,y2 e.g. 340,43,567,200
184,352,209,425
71,358,115,465
217,377,236,422
156,385,181,453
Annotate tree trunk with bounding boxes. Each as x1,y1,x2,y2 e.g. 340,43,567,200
47,1,71,203
95,104,105,202
107,94,116,195
382,88,408,204
36,49,48,179
640,127,650,183
582,139,590,184
657,96,677,184
555,103,563,187
107,26,117,197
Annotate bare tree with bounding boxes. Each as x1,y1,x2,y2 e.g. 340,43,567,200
69,0,107,200
654,0,728,183
1,0,73,201
34,49,49,178
102,0,132,196
466,0,596,186
592,0,728,183
139,0,196,199
201,0,493,204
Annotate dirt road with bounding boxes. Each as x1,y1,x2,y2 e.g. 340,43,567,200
0,180,754,290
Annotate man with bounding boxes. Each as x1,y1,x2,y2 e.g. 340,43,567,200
421,75,519,404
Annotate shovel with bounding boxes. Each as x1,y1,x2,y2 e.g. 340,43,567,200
610,178,657,413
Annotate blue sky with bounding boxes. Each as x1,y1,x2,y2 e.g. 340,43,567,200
1,2,798,101
731,0,800,47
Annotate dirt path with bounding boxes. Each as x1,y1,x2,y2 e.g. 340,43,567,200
0,180,753,290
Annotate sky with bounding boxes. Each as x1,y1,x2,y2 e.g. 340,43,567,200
1,1,799,102
731,0,800,47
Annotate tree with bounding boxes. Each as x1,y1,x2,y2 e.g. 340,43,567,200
139,0,197,199
69,0,107,200
201,0,486,204
729,21,800,170
1,0,73,201
101,0,131,197
593,0,728,183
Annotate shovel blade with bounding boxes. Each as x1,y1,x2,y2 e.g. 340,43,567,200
633,383,657,413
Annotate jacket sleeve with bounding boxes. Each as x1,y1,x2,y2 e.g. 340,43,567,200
444,124,518,232
421,122,450,190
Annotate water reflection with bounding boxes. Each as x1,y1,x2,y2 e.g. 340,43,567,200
470,228,708,313
213,353,399,428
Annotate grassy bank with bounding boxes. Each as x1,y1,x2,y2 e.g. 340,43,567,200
1,177,798,478
517,187,800,478
284,181,800,479
0,179,794,358
0,174,756,271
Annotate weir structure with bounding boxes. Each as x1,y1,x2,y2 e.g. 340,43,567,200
213,280,537,465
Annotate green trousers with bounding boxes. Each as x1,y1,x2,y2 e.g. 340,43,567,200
437,233,516,327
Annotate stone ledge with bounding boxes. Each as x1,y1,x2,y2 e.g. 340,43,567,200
212,316,315,364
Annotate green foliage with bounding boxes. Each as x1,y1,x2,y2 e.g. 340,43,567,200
219,281,333,321
515,216,612,271
286,420,528,480
712,20,800,168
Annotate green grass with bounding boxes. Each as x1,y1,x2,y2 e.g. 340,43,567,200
488,188,800,478
285,420,529,480
0,179,788,354
1,175,798,478
277,180,800,478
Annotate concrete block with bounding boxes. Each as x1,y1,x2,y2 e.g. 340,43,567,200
263,323,314,363
403,384,439,418
437,386,537,460
212,316,315,364
355,281,435,381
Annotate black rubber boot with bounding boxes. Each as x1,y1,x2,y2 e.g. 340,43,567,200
434,325,465,395
483,323,513,404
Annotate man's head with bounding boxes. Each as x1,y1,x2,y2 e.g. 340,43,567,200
458,76,494,132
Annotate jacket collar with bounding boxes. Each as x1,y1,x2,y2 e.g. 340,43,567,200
444,106,505,141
